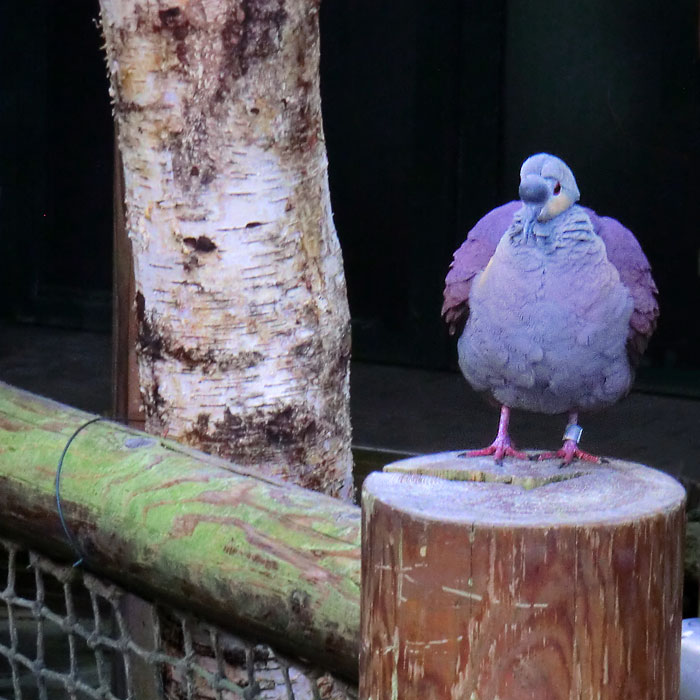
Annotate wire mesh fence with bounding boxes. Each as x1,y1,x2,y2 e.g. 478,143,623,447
0,537,357,700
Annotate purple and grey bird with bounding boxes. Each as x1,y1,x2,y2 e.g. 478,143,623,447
442,153,658,464
681,618,700,700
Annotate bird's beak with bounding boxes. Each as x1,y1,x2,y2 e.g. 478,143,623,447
519,174,573,221
519,174,548,207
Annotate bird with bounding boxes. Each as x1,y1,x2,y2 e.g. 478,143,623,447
442,153,658,464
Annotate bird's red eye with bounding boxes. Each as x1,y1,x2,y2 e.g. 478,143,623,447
553,182,562,195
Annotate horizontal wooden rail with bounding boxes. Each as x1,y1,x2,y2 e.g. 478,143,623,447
0,382,360,679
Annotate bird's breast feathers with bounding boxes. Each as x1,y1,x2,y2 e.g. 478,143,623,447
459,206,635,414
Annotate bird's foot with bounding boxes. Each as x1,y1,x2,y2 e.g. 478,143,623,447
461,438,528,464
537,439,603,466
460,406,528,464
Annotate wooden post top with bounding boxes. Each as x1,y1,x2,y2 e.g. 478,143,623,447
361,452,686,698
365,451,686,527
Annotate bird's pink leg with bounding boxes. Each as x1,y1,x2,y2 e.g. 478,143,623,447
538,412,602,465
462,406,528,463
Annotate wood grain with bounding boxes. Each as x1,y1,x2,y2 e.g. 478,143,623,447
0,381,360,678
360,452,686,699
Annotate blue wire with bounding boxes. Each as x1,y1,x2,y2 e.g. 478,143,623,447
55,417,104,567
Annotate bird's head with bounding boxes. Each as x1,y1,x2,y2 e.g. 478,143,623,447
518,153,580,222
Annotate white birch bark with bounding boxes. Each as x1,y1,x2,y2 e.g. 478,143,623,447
99,0,353,499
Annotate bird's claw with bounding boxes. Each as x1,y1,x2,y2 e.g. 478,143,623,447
537,439,603,466
461,441,528,464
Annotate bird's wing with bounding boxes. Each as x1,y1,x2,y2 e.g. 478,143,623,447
586,208,659,367
442,201,520,335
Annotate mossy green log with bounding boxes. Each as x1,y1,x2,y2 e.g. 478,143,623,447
0,382,360,679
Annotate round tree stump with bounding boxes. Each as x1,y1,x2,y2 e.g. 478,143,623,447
360,452,686,700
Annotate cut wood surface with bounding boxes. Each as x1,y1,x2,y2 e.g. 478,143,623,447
361,451,686,700
0,382,360,679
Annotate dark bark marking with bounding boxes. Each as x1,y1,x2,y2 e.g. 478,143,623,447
282,8,321,156
319,321,352,437
157,7,188,40
135,290,145,322
114,101,146,114
218,0,288,85
135,291,164,361
135,294,262,373
239,0,287,69
145,376,166,423
170,131,216,192
156,6,190,61
220,13,246,75
175,42,188,65
154,0,316,188
134,294,168,426
167,342,264,373
191,413,212,435
286,77,317,154
182,253,199,272
292,339,317,357
200,169,215,185
152,5,215,190
183,235,217,253
183,405,324,486
158,7,182,25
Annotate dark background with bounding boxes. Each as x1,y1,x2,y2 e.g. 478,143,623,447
1,0,699,384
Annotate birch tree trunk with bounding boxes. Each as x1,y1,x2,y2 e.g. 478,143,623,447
99,0,353,499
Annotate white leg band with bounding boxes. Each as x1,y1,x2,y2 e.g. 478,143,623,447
563,424,583,444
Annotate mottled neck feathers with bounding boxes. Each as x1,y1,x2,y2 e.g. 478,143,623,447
508,204,596,252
